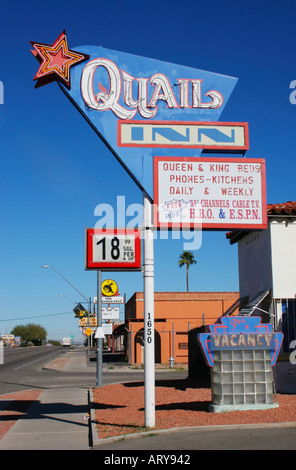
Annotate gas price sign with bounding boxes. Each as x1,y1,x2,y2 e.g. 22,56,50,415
85,228,142,271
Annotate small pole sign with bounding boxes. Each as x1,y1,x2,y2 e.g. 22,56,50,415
94,295,125,304
102,307,120,320
102,323,113,336
101,279,118,297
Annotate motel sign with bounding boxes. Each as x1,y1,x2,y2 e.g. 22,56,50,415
198,316,283,367
31,31,266,427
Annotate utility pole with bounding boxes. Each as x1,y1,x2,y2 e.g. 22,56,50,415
96,270,103,387
143,191,155,428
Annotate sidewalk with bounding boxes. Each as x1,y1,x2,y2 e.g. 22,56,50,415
0,353,92,450
0,388,90,450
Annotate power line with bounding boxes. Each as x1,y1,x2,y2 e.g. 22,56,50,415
0,311,73,322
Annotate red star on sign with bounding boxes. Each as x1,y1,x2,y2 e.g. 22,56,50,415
30,30,89,88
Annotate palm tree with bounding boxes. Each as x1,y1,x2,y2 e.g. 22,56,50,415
178,250,197,292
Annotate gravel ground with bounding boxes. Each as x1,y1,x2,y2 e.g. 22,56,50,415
92,378,296,439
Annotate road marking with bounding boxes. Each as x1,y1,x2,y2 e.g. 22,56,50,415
14,352,59,370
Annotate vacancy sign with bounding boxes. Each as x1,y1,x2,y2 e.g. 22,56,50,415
118,121,249,153
85,228,142,271
154,157,267,230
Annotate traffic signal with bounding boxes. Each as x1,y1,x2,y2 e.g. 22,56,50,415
73,303,87,318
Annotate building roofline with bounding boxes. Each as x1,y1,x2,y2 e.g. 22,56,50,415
226,201,296,244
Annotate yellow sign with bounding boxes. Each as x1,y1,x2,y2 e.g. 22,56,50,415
102,279,118,297
75,311,85,318
85,327,93,336
79,317,97,327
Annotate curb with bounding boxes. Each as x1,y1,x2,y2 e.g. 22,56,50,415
88,388,100,448
89,417,296,447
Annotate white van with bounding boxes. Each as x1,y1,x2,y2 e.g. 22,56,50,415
62,338,71,347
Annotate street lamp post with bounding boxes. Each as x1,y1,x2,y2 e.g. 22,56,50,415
41,265,88,302
58,294,74,305
41,264,97,374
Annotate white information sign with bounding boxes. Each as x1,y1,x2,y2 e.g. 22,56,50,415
102,307,120,320
154,157,267,230
103,323,113,336
94,296,125,304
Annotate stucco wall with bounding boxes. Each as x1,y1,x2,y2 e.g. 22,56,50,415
270,219,296,298
237,218,296,301
125,291,239,364
238,227,273,301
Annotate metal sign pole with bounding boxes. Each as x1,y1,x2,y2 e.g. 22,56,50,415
96,270,103,387
143,191,155,428
88,298,91,355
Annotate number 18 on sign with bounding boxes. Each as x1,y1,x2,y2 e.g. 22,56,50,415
85,228,142,271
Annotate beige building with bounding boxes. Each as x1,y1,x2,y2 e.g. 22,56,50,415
227,201,296,392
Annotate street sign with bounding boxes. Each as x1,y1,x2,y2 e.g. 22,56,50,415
79,317,97,327
73,302,86,317
94,295,125,304
85,228,141,271
102,295,124,304
118,121,249,153
154,157,267,230
101,279,118,297
102,307,120,320
85,327,93,336
102,323,113,336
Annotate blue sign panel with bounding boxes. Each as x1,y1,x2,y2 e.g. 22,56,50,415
57,44,238,197
198,316,283,367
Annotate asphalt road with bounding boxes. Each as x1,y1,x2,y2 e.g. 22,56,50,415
0,346,188,395
0,346,91,394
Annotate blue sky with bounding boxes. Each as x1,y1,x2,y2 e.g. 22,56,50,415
0,0,295,341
